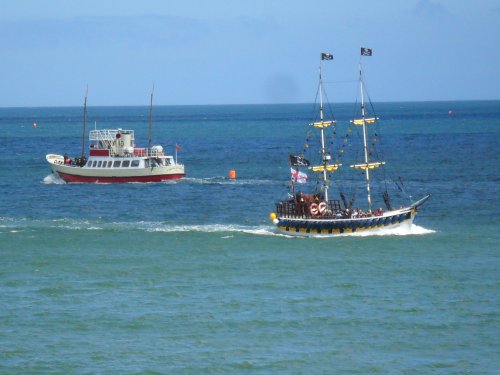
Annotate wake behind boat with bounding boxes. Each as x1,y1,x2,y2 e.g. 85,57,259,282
46,89,185,183
269,49,430,236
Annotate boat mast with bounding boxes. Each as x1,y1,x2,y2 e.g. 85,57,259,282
318,62,329,202
81,85,88,159
148,84,154,151
359,64,373,212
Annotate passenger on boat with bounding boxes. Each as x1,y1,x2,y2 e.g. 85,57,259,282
295,192,306,216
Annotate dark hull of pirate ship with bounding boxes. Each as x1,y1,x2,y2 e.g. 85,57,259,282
273,195,429,235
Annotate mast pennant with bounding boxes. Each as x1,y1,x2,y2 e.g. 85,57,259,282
361,47,372,56
321,53,333,60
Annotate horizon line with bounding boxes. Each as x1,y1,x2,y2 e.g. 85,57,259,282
1,98,498,110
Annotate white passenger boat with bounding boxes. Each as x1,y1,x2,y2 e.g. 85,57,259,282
46,90,185,183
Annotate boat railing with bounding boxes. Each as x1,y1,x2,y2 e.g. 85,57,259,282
99,147,165,158
277,199,352,219
277,199,385,219
89,129,135,142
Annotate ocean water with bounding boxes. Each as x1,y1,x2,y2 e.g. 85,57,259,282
0,101,499,373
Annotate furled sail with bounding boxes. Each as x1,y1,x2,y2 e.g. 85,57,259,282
309,120,335,128
310,164,342,172
350,161,385,170
351,117,379,125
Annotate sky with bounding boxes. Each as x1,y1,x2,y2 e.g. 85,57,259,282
0,0,499,106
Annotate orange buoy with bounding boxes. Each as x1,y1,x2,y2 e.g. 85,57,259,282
229,169,236,179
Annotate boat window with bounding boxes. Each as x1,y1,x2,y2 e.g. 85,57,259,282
107,161,112,167
92,161,97,168
113,161,121,168
122,160,130,167
144,159,150,168
97,161,102,168
131,160,140,167
165,158,171,166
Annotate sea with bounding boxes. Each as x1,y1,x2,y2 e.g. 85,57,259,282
0,101,499,374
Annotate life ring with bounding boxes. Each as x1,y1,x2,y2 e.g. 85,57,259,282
310,203,319,216
318,201,327,215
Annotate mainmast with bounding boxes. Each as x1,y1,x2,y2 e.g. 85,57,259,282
318,63,329,202
359,65,373,212
350,48,383,213
81,86,88,159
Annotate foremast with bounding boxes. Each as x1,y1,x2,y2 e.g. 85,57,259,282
350,50,383,212
309,53,341,203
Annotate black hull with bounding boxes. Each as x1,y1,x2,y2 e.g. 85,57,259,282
276,210,414,235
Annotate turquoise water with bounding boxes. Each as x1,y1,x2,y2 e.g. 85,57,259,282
1,101,499,373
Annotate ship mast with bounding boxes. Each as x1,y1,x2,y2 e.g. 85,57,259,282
309,53,340,203
81,85,88,159
318,63,329,202
359,65,373,212
148,84,154,151
350,50,383,213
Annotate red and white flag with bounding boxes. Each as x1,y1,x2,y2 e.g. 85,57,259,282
291,168,307,183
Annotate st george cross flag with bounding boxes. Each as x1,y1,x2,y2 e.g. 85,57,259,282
291,168,308,183
361,47,372,56
321,53,333,60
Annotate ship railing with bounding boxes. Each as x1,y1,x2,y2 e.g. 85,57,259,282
277,199,348,219
98,148,165,158
89,129,135,142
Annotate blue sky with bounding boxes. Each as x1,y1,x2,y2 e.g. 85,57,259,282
1,0,498,106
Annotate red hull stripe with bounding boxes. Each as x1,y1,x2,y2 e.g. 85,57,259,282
57,172,185,183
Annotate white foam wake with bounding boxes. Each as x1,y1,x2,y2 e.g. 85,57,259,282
178,177,275,186
42,173,66,184
289,224,435,238
336,224,434,237
1,216,433,238
146,223,279,236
